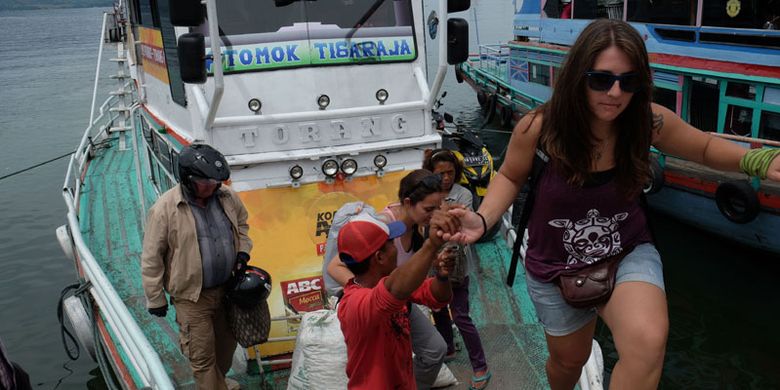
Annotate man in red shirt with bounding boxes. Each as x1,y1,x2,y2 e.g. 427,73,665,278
336,211,457,389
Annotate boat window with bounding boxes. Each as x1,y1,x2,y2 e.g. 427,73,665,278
688,77,719,132
198,0,416,74
156,0,187,107
529,62,550,86
598,0,624,20
724,105,754,136
759,111,780,141
653,87,677,113
138,0,160,28
155,136,172,174
170,150,180,181
141,116,153,144
726,82,757,100
627,0,695,25
764,87,780,106
701,0,770,29
147,149,159,188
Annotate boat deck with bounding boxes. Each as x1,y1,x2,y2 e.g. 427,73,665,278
441,242,550,389
78,132,551,389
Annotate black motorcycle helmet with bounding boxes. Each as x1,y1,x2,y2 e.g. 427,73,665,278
178,144,230,192
227,266,273,309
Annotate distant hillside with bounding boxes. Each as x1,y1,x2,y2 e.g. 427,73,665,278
0,0,112,10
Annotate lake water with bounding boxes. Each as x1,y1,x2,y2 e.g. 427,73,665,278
0,3,778,389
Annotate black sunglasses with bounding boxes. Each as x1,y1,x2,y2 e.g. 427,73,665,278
585,71,641,93
404,174,443,198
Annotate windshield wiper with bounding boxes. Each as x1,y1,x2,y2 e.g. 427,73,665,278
345,0,388,41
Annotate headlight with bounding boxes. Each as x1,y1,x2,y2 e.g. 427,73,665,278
289,165,303,180
317,94,330,110
341,159,358,175
373,154,387,169
375,89,389,104
322,159,339,177
248,98,262,113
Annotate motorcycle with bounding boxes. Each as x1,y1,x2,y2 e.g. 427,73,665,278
433,93,500,242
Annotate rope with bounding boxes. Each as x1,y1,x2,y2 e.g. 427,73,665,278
0,151,74,182
57,282,88,361
0,137,114,183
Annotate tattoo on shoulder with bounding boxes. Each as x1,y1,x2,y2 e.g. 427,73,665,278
652,113,664,135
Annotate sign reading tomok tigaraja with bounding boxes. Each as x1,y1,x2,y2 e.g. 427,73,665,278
206,37,416,73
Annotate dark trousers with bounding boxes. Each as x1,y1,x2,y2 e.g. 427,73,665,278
432,277,488,372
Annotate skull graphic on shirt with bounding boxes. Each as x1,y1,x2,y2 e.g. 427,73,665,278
548,209,628,266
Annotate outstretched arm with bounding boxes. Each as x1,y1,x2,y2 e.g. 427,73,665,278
446,113,542,244
384,209,459,301
651,103,747,172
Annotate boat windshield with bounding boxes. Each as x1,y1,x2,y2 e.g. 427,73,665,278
197,0,417,74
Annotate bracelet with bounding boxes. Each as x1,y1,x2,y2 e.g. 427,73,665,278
435,274,449,282
476,212,488,240
740,148,780,179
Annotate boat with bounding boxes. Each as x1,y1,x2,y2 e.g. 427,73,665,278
53,0,614,388
457,0,780,254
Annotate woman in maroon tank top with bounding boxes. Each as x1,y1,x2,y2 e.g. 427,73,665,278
445,19,780,390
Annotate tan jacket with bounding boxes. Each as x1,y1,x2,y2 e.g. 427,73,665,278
141,184,253,308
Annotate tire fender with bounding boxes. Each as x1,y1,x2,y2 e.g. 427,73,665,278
481,93,497,123
500,105,513,128
477,90,487,108
715,181,760,224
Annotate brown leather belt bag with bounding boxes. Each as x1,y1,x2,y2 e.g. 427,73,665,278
555,246,634,308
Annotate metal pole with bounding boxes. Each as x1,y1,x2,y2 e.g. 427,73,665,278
205,0,224,130
89,12,109,126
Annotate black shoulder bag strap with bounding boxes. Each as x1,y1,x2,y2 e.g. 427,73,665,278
506,147,549,286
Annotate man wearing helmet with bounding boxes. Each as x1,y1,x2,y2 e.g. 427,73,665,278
141,144,252,390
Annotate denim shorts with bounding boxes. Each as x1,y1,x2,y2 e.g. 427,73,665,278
525,243,665,337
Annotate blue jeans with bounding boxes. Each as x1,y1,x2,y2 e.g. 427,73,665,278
525,243,665,336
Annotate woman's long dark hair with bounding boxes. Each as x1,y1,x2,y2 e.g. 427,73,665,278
540,19,653,198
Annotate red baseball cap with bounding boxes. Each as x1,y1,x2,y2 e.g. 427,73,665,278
338,213,406,264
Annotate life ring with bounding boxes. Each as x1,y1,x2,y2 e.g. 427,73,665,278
643,157,664,194
715,181,760,224
477,90,487,108
455,68,465,84
499,105,513,128
481,93,497,123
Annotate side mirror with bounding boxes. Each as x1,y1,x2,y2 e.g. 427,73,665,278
170,0,204,26
177,33,207,84
448,0,470,13
444,113,454,123
447,18,469,65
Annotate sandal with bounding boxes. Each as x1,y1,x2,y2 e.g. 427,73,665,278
469,370,492,390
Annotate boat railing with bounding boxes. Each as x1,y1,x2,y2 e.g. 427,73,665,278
477,44,510,81
62,90,172,390
61,9,174,388
710,132,780,148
